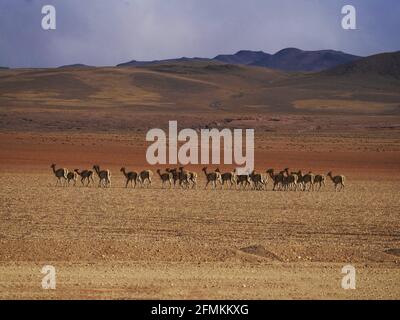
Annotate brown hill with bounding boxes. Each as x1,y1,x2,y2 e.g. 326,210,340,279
0,60,399,133
324,51,400,79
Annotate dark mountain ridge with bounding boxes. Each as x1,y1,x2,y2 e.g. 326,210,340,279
117,57,209,67
250,48,361,72
117,48,361,72
57,64,93,69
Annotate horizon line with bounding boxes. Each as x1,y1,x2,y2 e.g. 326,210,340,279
2,48,399,70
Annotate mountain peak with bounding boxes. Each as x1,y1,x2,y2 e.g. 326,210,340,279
235,49,266,55
57,63,92,69
214,50,270,65
274,48,303,55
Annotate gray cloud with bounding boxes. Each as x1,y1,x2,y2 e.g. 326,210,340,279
0,0,399,67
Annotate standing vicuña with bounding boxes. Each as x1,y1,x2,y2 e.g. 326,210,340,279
314,174,326,191
179,167,197,189
66,171,78,186
157,169,173,188
74,169,95,187
296,170,314,191
236,174,251,190
250,170,266,190
166,168,180,188
284,168,298,191
266,169,284,191
202,167,221,189
50,164,68,187
138,170,153,188
93,165,111,188
186,168,198,189
121,167,139,188
327,172,345,191
216,168,237,189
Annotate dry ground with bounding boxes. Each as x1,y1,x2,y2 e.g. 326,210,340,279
0,62,400,299
0,146,399,299
0,123,399,299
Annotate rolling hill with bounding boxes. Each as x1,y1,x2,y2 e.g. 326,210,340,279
0,56,399,128
0,50,399,135
324,51,400,79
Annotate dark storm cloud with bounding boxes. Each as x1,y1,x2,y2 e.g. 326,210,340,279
0,0,399,67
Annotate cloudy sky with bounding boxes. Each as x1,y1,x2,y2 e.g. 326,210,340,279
1,0,399,67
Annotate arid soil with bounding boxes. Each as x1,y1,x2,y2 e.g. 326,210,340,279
0,63,399,299
0,126,399,299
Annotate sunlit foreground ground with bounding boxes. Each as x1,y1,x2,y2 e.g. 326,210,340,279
0,173,399,299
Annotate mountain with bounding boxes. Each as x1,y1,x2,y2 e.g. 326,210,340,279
0,66,9,70
250,48,361,72
117,48,361,72
117,57,209,67
214,48,361,72
324,51,400,79
214,50,270,65
58,64,93,69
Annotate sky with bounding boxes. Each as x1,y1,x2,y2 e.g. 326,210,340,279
0,0,399,68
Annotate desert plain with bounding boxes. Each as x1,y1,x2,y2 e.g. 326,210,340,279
0,61,399,299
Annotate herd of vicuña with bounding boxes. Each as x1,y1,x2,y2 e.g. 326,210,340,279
51,164,346,191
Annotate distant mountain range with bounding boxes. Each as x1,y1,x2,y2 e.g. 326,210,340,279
116,57,210,68
217,48,361,72
116,49,400,78
2,49,399,79
118,48,362,72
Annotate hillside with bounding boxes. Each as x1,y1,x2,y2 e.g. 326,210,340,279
324,51,400,79
0,59,399,133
